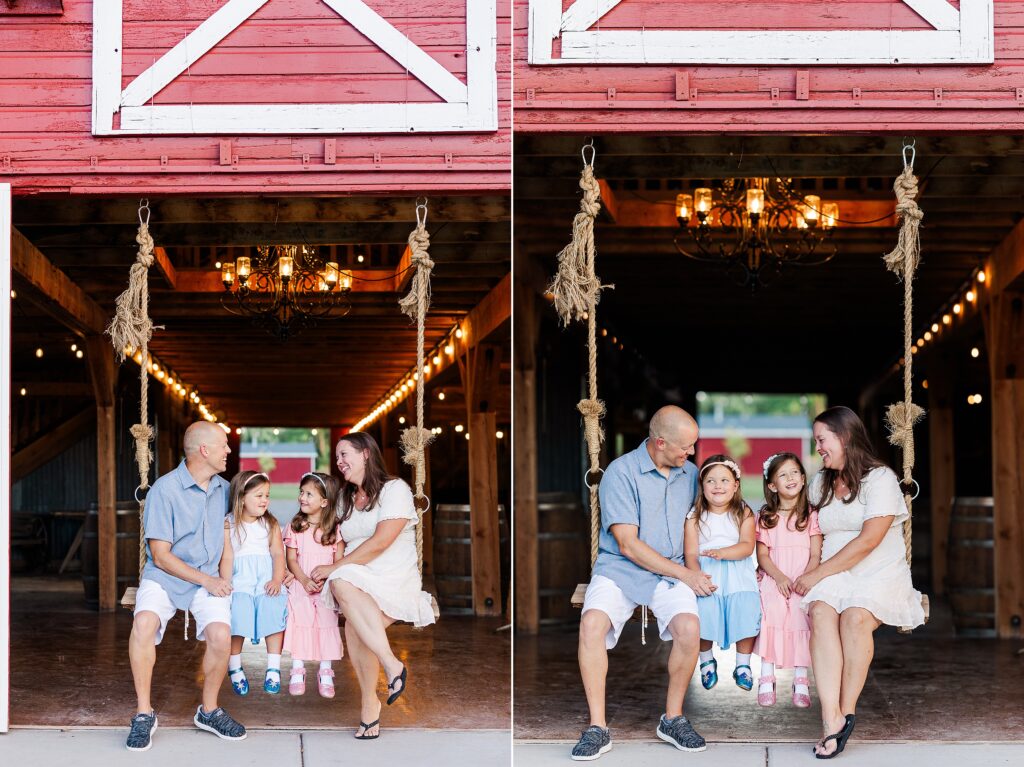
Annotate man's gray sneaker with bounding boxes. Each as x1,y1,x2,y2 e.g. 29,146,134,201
570,725,612,761
657,714,707,752
193,706,247,740
125,711,157,752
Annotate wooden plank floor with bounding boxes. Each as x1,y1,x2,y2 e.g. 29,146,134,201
514,602,1024,741
9,576,510,730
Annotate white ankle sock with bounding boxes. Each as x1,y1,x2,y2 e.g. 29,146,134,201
736,653,752,668
228,655,245,684
319,660,332,671
794,667,810,692
267,653,282,673
699,650,714,664
291,660,304,678
758,661,775,693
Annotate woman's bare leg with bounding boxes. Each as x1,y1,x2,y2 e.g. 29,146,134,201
809,601,846,756
837,607,880,715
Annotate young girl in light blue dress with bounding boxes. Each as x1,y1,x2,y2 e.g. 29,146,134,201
684,454,762,692
220,470,288,695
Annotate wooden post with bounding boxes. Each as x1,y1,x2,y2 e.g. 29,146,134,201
928,360,955,597
513,252,542,633
468,411,501,616
983,290,1024,638
86,335,118,612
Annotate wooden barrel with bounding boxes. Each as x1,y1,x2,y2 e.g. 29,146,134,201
946,497,995,637
537,492,590,625
432,503,508,615
82,501,142,608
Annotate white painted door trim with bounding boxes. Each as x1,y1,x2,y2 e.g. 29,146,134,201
529,0,994,65
0,182,11,733
93,0,497,135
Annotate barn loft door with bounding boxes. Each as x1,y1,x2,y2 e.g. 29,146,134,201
93,0,497,134
530,0,994,65
1,182,12,732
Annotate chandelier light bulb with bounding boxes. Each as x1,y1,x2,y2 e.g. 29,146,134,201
221,262,235,286
278,255,294,279
324,262,339,287
694,188,713,216
675,193,693,222
746,188,764,216
802,195,821,226
236,257,251,280
821,202,839,229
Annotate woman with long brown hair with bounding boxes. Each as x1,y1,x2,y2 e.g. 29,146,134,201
310,431,435,740
793,406,925,758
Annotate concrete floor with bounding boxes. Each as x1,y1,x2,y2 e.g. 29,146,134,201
0,728,511,765
514,742,1024,767
514,601,1024,743
9,576,510,731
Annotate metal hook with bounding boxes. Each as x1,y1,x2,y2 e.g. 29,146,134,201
414,493,431,514
584,466,604,491
902,478,921,502
902,139,916,169
415,197,428,228
134,484,149,504
138,199,151,227
581,140,596,167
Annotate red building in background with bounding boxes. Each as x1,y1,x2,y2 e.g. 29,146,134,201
239,442,318,485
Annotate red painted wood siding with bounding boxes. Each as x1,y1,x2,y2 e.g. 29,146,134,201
240,455,315,484
697,437,806,481
515,0,1024,132
0,0,510,194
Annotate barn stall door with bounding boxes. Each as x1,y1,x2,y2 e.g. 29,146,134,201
93,0,497,134
1,182,11,733
530,0,994,65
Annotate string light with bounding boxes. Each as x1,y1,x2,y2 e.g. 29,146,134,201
971,347,980,358
35,348,43,358
953,303,962,315
454,424,464,433
966,290,976,302
978,270,987,283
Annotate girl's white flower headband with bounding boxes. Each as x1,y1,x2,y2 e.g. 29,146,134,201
700,459,741,479
762,453,783,479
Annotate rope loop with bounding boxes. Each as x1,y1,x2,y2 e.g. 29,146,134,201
134,485,149,504
414,493,431,513
901,478,921,502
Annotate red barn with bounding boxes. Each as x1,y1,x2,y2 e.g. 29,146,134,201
239,441,318,484
696,414,813,481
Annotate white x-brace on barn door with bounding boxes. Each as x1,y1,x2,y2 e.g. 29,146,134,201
93,0,498,134
530,0,994,65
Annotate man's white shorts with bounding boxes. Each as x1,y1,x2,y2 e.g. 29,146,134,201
582,574,698,649
134,579,231,645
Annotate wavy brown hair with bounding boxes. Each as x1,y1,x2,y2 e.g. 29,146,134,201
693,453,752,534
227,470,279,545
813,406,885,508
759,452,811,532
336,431,396,525
290,471,341,547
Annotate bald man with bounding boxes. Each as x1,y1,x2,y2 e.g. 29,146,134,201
126,421,246,751
571,406,715,761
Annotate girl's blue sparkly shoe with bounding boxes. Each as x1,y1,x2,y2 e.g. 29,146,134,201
733,665,754,691
229,669,249,696
700,659,718,690
264,669,281,694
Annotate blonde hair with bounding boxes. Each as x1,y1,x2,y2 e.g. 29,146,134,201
227,470,278,545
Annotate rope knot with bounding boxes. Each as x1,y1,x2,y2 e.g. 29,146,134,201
578,397,606,469
130,423,154,490
399,225,434,321
883,165,923,276
884,401,925,475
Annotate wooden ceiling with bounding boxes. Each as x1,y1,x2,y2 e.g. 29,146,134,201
515,134,1019,401
11,195,510,427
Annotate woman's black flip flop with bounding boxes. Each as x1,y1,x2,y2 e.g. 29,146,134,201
355,719,380,740
386,666,407,706
814,714,856,759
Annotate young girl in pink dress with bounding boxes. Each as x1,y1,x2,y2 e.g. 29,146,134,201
283,471,344,698
754,452,822,708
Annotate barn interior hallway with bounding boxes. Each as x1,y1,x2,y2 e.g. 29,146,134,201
513,134,1024,741
8,193,511,729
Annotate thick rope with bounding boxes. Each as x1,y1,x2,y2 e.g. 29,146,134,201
882,161,926,569
548,153,609,568
398,211,436,574
107,207,158,579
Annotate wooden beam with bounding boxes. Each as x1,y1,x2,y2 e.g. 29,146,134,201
927,362,955,597
85,335,118,611
985,218,1024,296
152,246,177,290
394,245,414,293
513,250,543,634
468,411,501,617
10,407,95,483
11,228,108,336
596,179,619,224
982,290,1024,638
463,273,511,347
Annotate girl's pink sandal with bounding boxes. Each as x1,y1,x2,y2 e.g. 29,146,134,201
289,668,306,696
793,676,811,708
757,675,776,706
318,668,336,698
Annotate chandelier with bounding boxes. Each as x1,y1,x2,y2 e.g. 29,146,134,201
673,178,839,290
220,244,352,340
